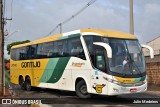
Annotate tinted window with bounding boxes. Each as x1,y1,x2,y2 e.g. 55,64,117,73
30,45,37,59
71,37,85,59
53,41,58,57
11,37,86,60
19,47,28,60
62,40,69,57
37,44,43,58
95,49,106,71
43,42,54,58
11,49,16,60
15,48,20,60
84,35,102,68
57,40,63,57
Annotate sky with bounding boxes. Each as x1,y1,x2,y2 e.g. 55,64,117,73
4,0,160,58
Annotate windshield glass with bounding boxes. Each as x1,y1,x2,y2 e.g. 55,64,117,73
104,38,145,75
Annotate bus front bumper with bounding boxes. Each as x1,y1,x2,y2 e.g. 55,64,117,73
107,81,147,95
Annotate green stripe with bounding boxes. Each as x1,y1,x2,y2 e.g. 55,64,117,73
133,76,146,83
58,33,80,40
39,57,70,83
47,57,70,83
140,76,146,81
133,78,141,83
39,58,59,82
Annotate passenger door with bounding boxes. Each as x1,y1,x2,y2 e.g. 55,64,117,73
91,47,107,94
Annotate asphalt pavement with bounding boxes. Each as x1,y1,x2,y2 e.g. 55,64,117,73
1,82,160,107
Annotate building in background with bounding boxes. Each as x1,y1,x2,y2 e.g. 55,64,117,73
143,36,160,86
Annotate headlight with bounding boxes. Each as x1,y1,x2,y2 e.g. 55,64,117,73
103,76,122,85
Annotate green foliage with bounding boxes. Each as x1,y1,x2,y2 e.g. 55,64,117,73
5,70,10,88
7,40,30,55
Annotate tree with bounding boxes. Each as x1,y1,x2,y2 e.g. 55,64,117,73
7,40,30,55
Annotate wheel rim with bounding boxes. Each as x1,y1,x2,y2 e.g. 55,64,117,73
80,85,87,95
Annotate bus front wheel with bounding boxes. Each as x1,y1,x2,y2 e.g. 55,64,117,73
75,80,91,98
25,77,32,91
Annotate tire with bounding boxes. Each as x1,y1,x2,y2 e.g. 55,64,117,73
25,77,32,91
19,77,25,90
75,80,91,98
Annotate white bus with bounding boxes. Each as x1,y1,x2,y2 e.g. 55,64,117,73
10,28,154,98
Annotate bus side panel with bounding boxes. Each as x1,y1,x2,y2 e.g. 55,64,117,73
10,59,49,87
67,57,93,93
10,59,24,85
38,57,70,89
58,69,72,91
31,59,49,88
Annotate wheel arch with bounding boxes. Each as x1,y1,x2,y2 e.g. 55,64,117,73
19,75,24,80
25,75,31,85
74,77,91,93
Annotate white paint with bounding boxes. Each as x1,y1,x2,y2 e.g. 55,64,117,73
93,42,112,58
62,30,80,36
141,44,154,59
81,32,102,36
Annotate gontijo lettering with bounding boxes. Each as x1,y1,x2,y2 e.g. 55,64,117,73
21,61,40,68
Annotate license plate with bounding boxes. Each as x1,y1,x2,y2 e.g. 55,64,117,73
130,88,137,92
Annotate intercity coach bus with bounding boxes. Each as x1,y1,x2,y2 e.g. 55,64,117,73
10,28,154,98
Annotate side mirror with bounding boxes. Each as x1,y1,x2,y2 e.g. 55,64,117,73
141,45,154,59
93,42,112,58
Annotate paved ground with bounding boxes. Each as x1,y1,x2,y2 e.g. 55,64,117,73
0,83,159,107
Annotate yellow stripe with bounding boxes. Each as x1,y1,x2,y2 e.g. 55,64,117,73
114,76,135,84
12,28,136,49
12,34,62,48
80,28,137,39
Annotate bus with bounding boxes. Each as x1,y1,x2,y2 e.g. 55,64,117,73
10,28,154,98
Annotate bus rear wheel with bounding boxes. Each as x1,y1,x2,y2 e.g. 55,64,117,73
19,77,25,90
75,80,91,98
25,77,32,91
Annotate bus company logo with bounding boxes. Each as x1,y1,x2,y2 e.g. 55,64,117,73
21,61,40,68
92,84,106,93
72,62,85,67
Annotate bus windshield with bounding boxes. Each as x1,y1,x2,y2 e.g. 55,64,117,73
104,38,145,75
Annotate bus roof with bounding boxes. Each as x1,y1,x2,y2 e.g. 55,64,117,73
12,28,137,48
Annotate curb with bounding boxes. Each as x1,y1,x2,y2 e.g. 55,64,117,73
146,91,160,96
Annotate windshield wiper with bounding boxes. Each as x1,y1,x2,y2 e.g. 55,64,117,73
124,40,142,77
127,54,142,77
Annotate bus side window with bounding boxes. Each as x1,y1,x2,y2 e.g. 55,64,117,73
30,45,37,59
41,42,54,58
46,42,54,58
95,49,106,71
19,47,27,60
62,40,69,57
37,44,43,58
11,49,16,60
53,42,58,57
16,48,20,60
68,39,72,56
71,37,86,60
57,40,63,57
